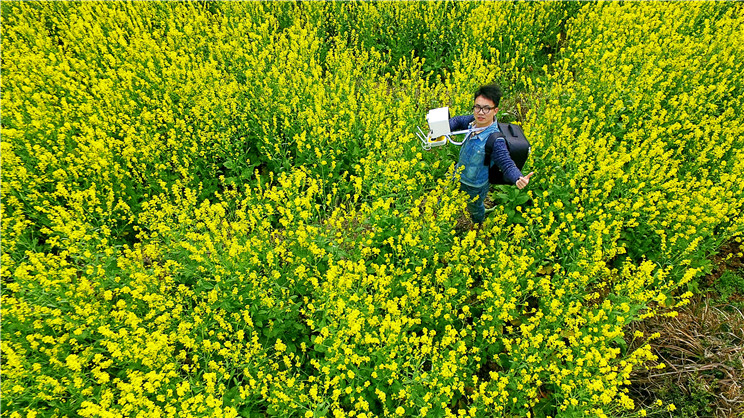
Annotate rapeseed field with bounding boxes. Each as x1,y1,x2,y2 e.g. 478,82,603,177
2,2,743,417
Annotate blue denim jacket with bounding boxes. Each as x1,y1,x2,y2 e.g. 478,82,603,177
451,115,523,187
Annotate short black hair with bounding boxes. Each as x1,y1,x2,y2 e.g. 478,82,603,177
473,83,502,107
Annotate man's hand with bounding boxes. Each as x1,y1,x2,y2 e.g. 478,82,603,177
516,172,534,190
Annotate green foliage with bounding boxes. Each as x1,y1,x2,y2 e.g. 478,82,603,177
715,269,744,308
2,2,743,418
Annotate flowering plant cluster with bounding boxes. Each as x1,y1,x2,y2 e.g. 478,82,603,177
2,2,743,417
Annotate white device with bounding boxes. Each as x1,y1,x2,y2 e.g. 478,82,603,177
416,106,476,150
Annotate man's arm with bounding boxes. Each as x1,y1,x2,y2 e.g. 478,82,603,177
449,115,475,132
490,137,523,185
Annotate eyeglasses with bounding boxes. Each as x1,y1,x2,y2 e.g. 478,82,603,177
472,105,495,114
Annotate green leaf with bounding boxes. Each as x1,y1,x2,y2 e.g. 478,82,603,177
498,353,512,370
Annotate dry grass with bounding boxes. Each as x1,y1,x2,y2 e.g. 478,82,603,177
628,301,744,417
627,242,744,418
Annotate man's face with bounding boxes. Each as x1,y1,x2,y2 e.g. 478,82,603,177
473,95,497,128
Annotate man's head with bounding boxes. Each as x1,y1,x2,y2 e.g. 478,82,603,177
472,83,502,128
473,83,502,107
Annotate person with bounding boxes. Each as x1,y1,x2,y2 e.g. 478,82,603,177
449,83,534,225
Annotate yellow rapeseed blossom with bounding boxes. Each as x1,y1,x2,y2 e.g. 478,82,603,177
2,2,742,417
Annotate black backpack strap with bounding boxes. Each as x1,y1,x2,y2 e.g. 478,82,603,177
484,131,506,166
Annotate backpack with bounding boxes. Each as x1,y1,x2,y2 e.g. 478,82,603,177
483,122,531,185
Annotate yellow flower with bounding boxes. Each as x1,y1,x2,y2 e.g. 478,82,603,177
65,354,83,372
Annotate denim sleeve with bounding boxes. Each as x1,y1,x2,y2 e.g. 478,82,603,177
449,114,475,131
490,137,523,184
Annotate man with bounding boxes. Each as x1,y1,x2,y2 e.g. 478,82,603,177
450,83,534,224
